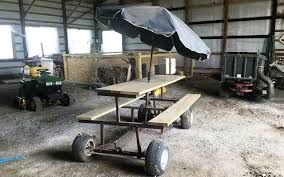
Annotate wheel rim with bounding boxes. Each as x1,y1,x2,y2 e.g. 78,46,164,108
85,140,95,156
160,149,169,171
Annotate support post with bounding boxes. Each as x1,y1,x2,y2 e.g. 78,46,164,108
62,0,69,54
144,92,150,123
131,108,135,123
136,53,142,79
148,45,154,82
119,0,126,52
115,97,121,122
221,0,229,73
19,0,28,59
152,91,157,115
169,51,172,74
100,124,105,145
93,1,101,52
184,0,194,76
269,0,277,63
135,127,142,158
270,0,277,36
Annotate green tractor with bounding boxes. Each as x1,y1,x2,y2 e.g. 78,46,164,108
16,67,72,111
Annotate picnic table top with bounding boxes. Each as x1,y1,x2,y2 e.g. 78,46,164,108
96,75,185,97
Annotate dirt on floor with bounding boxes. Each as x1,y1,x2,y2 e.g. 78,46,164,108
0,78,283,177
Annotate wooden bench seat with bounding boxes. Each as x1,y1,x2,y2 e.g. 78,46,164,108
148,94,201,126
77,95,144,121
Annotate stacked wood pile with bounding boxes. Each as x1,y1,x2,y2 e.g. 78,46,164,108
63,52,174,85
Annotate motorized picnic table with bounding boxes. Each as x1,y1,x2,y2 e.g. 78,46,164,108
72,75,201,176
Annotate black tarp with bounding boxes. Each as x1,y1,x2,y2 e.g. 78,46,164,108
96,5,211,60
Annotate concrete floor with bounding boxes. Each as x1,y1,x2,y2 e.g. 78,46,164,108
0,79,283,177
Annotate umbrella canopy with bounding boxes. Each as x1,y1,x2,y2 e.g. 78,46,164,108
96,5,211,60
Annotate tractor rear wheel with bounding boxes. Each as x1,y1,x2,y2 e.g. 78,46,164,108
30,96,42,112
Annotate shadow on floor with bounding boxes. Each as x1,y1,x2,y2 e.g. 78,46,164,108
36,147,146,175
42,148,75,162
94,154,146,175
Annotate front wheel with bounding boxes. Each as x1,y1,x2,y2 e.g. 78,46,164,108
145,139,169,176
72,133,96,162
61,93,72,106
181,109,193,129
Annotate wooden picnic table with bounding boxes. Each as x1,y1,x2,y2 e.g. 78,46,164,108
72,74,200,177
96,75,185,97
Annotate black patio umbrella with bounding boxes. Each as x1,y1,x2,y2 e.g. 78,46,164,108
96,5,211,81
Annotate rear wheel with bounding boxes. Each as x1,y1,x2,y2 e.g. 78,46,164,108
30,96,42,112
181,109,193,129
60,93,75,106
61,93,72,106
145,139,169,176
13,97,21,109
72,133,96,162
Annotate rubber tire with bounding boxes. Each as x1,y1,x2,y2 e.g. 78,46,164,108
61,93,71,106
30,96,42,112
145,139,169,176
13,97,20,109
181,109,193,129
138,103,153,122
72,133,96,162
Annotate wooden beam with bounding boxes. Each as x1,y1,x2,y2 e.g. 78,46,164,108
62,0,69,54
93,0,101,53
24,0,36,17
67,0,83,20
68,8,93,24
222,0,229,54
184,0,193,76
221,0,229,77
18,0,28,59
270,0,277,36
119,0,126,52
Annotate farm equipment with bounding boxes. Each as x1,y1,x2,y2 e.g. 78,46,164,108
16,66,72,111
220,54,274,101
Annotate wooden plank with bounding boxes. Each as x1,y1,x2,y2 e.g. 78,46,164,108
136,52,142,79
148,94,201,126
77,95,145,121
97,75,185,96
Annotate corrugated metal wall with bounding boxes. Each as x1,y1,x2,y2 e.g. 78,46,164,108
0,0,282,75
0,0,96,75
101,0,279,72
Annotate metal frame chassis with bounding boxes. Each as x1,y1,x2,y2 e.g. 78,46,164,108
79,89,176,158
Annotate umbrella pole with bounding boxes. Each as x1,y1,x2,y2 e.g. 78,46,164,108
148,45,154,82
